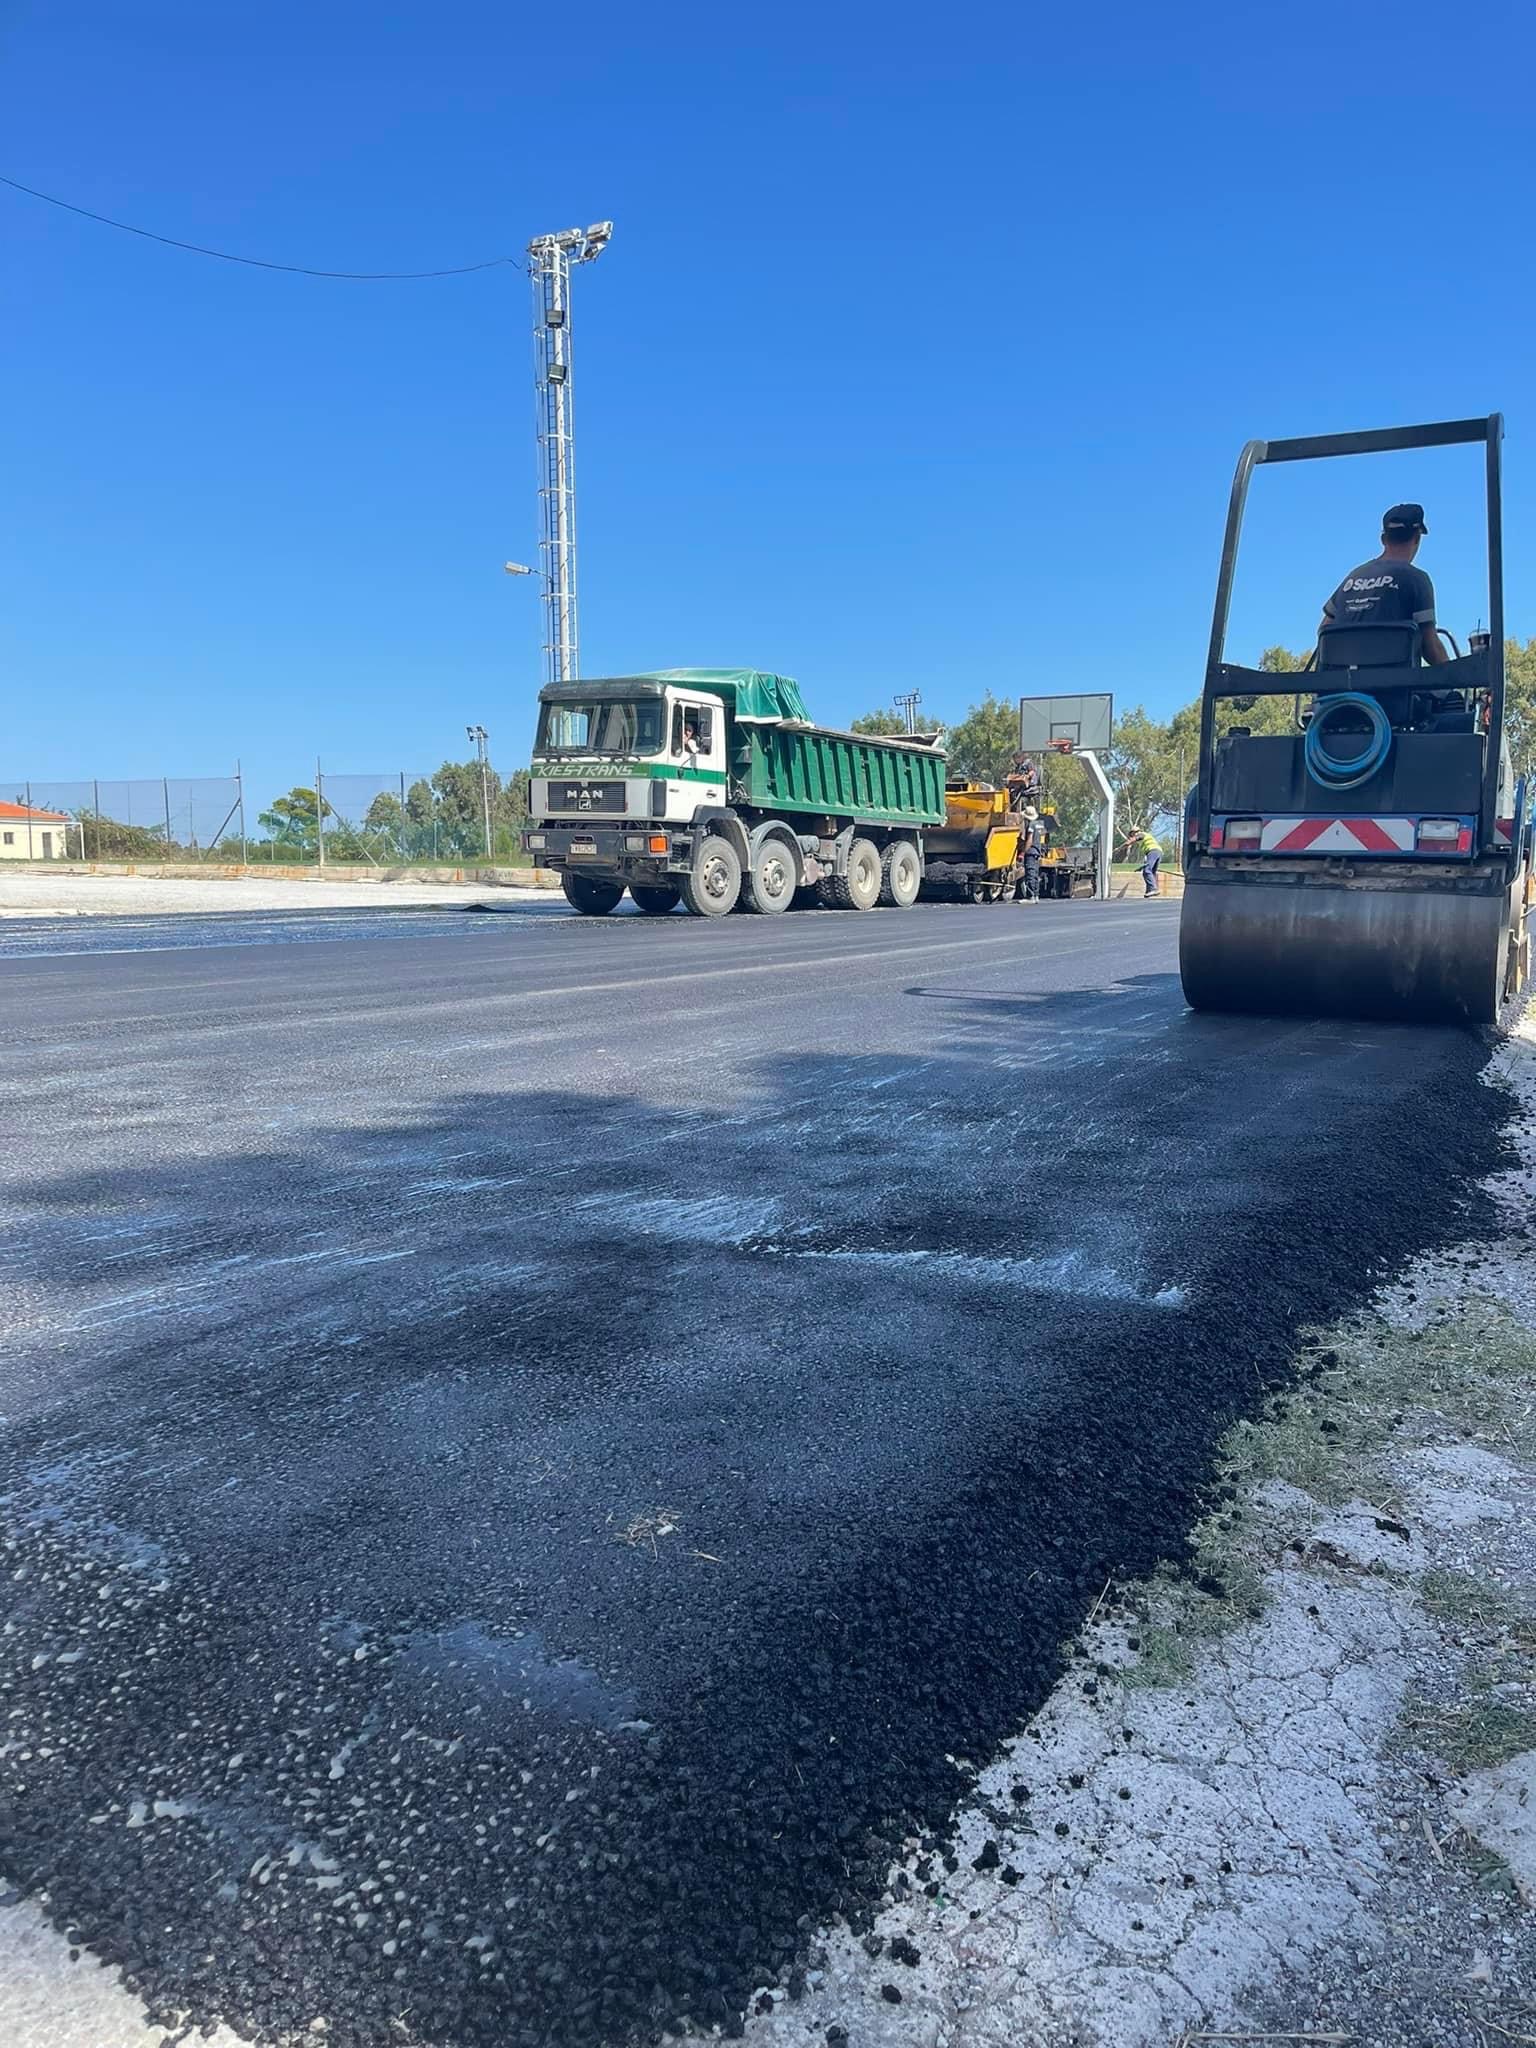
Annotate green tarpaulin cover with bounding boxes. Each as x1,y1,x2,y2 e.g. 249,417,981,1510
638,668,811,726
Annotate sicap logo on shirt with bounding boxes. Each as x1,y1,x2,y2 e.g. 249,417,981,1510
1342,574,1397,592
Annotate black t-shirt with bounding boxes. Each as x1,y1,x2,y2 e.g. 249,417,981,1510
1323,554,1437,628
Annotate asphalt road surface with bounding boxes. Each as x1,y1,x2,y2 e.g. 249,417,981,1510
0,899,1512,2048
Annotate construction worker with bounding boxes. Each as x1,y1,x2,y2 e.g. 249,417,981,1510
1011,752,1041,802
1141,829,1162,898
1021,806,1043,901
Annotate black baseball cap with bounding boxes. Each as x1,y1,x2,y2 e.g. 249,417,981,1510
1383,502,1428,535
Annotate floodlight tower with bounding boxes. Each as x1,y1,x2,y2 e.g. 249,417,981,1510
526,221,612,685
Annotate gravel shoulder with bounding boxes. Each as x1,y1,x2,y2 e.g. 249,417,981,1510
0,871,555,916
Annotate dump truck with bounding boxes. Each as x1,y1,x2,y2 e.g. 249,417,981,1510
1180,414,1533,1025
523,668,948,917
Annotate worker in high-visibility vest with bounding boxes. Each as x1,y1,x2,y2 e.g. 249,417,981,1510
1140,830,1162,898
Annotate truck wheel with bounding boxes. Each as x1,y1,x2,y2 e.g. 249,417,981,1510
879,841,922,909
630,883,681,915
681,836,742,917
830,836,882,911
743,837,797,914
561,872,624,916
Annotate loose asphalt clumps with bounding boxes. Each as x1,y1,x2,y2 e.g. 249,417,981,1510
0,982,1520,2048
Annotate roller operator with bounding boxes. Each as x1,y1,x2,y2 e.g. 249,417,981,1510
1319,503,1450,665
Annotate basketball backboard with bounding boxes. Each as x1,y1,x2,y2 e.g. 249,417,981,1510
1018,693,1113,754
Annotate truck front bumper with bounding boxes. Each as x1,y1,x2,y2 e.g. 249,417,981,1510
522,824,692,874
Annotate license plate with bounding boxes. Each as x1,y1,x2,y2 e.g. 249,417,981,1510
569,838,598,857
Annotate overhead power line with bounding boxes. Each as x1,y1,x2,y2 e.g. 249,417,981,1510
0,173,521,280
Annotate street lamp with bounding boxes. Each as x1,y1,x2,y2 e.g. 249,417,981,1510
466,724,493,864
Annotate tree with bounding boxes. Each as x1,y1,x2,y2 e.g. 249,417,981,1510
364,792,406,837
1036,754,1096,847
258,787,331,853
1257,644,1310,674
1104,706,1181,850
850,708,907,736
430,760,493,857
493,768,531,857
945,694,1019,785
72,810,171,859
1505,637,1536,774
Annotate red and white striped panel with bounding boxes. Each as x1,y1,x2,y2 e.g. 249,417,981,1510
1259,816,1416,855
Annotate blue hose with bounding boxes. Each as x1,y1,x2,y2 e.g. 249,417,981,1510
1304,692,1393,791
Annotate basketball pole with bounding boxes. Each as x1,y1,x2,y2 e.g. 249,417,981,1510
1019,695,1116,901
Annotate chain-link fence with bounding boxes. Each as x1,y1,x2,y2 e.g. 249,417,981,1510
0,764,532,867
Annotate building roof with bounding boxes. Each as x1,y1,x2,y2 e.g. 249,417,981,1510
0,799,71,823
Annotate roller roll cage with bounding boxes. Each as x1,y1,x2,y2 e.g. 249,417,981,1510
1192,414,1506,855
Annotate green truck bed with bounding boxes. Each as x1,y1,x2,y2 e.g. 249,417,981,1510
635,669,947,828
732,723,947,826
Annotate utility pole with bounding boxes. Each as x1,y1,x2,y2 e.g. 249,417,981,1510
467,725,493,863
526,222,612,685
893,689,923,735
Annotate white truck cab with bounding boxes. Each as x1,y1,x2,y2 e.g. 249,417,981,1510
528,680,728,830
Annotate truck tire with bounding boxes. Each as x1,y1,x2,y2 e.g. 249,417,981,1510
561,872,624,916
630,883,681,915
681,836,742,917
830,836,882,912
742,836,797,915
879,841,921,909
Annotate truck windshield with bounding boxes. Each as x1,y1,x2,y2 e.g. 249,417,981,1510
534,700,663,756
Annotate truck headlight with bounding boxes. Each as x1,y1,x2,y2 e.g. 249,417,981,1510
525,833,546,850
624,834,647,851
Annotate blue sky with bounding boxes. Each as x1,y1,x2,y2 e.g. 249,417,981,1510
4,0,1533,813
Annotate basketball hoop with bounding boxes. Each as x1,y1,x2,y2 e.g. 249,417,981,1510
1048,736,1074,754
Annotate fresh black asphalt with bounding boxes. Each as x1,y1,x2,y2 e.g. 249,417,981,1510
0,899,1512,2047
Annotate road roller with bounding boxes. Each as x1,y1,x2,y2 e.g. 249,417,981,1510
1180,414,1532,1026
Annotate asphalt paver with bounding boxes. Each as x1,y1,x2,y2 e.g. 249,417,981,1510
0,900,1512,2046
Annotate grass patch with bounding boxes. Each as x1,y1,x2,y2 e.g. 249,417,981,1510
1406,1693,1536,1770
1119,1620,1196,1691
1418,1568,1524,1631
1114,1301,1536,1691
1208,1299,1536,1511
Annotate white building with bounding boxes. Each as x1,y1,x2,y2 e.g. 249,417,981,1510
0,800,73,860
